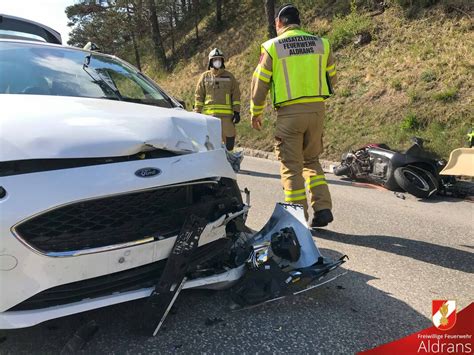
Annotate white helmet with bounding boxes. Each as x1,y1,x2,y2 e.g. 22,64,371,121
208,48,225,69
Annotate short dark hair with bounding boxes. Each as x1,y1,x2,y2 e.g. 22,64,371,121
275,4,300,25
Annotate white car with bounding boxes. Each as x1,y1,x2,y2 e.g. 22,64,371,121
0,15,249,329
0,15,345,332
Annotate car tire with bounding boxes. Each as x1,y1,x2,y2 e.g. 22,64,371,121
394,167,438,198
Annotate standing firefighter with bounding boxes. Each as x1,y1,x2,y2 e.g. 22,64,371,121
250,4,337,227
194,48,241,151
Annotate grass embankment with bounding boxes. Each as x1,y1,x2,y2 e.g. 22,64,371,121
147,2,473,160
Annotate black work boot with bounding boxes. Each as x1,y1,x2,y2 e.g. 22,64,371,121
310,209,333,228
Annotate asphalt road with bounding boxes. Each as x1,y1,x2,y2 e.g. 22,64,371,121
1,156,473,354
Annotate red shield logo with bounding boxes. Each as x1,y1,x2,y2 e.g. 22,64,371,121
432,300,457,330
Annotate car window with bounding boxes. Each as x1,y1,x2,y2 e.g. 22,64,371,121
0,41,174,108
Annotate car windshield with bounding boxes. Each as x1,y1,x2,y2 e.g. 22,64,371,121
0,41,174,108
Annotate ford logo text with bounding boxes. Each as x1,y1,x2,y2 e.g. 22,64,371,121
135,167,162,178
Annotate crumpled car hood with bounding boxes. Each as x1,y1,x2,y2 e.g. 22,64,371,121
0,95,222,162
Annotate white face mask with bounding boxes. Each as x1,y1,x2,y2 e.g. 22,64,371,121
212,59,222,69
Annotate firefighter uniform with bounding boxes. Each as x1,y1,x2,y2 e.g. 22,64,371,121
250,24,337,222
194,49,241,150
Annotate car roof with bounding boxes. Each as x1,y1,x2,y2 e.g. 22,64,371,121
0,14,62,44
0,37,141,74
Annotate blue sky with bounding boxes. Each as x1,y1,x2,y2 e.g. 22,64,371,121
2,0,74,43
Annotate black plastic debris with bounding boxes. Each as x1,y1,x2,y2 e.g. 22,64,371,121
271,227,301,262
204,317,224,327
60,320,98,354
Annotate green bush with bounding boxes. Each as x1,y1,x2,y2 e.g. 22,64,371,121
401,113,420,131
407,89,421,103
339,88,352,97
329,1,373,49
392,0,439,8
433,88,458,102
421,70,437,82
390,78,403,91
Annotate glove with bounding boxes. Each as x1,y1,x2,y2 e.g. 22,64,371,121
232,111,241,124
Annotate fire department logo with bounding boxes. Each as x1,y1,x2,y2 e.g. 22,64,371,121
432,300,457,331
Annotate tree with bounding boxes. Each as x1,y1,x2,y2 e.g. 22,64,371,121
193,0,199,42
125,2,142,71
264,0,276,38
147,0,167,68
215,0,222,30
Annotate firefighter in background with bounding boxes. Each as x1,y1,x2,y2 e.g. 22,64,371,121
250,4,337,228
194,48,241,151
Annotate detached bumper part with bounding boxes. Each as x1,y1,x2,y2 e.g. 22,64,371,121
231,203,347,308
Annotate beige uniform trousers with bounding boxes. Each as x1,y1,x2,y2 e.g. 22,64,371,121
274,107,332,219
215,115,236,141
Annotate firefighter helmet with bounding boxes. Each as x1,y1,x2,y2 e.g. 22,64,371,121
208,48,225,69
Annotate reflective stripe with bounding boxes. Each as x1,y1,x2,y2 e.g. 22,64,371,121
232,101,241,105
250,109,264,116
226,94,230,105
203,109,233,115
204,104,232,109
308,180,327,189
250,100,265,115
195,101,204,106
327,64,335,71
253,71,270,83
251,101,265,110
306,175,326,183
278,97,325,107
328,70,336,77
254,65,272,80
306,175,327,189
285,195,307,202
281,58,292,99
284,188,306,195
260,66,272,76
284,188,307,202
317,54,322,96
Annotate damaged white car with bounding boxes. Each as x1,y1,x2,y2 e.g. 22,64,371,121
0,15,346,334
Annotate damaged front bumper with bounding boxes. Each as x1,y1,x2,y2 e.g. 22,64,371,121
0,203,346,330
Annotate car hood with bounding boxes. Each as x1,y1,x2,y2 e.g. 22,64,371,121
0,95,222,162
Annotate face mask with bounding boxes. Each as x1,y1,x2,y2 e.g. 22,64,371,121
213,59,222,69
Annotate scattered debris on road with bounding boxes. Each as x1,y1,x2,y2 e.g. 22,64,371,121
60,320,98,354
394,192,406,200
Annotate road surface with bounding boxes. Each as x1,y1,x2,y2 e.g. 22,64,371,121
1,156,472,354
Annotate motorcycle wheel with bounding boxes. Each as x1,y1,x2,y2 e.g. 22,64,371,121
333,164,351,176
394,167,438,198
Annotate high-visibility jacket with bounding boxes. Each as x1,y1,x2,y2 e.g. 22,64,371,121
194,69,240,117
251,27,336,115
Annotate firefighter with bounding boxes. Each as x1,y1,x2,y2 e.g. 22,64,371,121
250,4,337,228
194,48,241,151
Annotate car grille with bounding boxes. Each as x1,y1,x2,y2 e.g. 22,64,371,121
14,178,242,255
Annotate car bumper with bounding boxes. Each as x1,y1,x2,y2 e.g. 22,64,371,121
0,149,237,319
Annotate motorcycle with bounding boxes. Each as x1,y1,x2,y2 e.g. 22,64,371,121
333,137,443,198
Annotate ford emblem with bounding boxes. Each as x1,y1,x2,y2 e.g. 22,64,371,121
135,167,162,178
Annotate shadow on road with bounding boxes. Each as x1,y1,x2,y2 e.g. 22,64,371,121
314,230,474,273
238,170,354,189
238,169,280,180
0,249,431,353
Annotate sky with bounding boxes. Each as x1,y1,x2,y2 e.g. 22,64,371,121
1,0,74,43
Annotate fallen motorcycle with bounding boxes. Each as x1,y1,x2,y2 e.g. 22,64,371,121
334,137,442,198
334,136,473,199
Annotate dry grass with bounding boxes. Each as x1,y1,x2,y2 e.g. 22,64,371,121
151,2,473,160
